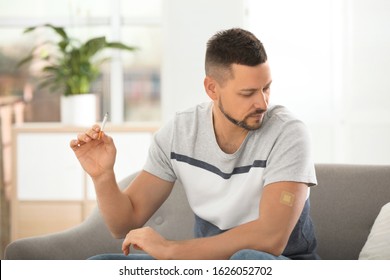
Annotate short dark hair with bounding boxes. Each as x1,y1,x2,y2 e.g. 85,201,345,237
205,28,267,84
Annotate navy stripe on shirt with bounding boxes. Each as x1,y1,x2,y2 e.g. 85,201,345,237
170,152,266,180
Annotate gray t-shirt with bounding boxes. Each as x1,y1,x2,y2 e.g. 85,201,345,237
144,102,317,231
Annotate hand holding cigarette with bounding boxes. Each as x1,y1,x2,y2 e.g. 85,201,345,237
70,112,116,178
98,112,109,140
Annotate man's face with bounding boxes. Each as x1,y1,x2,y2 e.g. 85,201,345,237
215,62,272,131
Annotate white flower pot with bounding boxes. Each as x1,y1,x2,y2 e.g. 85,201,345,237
60,94,98,126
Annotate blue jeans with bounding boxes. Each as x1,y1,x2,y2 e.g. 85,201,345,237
88,249,289,260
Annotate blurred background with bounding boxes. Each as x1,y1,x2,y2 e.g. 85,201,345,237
1,0,389,257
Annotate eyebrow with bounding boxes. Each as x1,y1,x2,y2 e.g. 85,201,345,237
239,80,273,93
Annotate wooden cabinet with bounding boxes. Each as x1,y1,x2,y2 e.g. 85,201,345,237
11,123,158,240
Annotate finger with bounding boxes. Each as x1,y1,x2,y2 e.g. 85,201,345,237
98,131,106,141
100,132,114,144
122,229,138,255
77,132,92,143
85,128,99,140
92,124,101,132
123,246,130,256
69,139,82,150
76,126,101,142
122,240,131,256
97,130,104,140
122,234,130,251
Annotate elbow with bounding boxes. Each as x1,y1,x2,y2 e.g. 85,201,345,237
108,225,134,239
268,233,289,256
107,221,138,239
255,242,286,257
267,241,287,257
110,232,126,239
250,234,289,257
107,220,143,239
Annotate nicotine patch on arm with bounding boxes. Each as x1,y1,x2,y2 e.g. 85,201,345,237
280,191,295,207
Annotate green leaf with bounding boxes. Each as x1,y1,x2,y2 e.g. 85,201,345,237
106,42,138,51
81,37,106,58
19,23,138,95
23,24,68,41
23,26,38,33
42,24,68,40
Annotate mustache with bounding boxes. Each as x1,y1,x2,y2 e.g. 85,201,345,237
247,109,267,117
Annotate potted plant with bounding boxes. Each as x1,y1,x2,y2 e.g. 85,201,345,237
18,23,137,125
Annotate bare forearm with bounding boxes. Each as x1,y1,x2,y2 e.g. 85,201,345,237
168,220,286,260
92,171,136,238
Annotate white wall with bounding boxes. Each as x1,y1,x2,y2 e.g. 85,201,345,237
245,0,390,164
342,0,390,164
161,0,245,122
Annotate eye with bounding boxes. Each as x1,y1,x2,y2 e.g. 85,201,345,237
263,86,271,93
241,92,253,97
240,90,256,97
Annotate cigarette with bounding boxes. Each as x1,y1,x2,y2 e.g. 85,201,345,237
98,112,109,140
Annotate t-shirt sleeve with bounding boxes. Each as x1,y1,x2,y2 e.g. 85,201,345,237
143,120,177,182
263,120,317,187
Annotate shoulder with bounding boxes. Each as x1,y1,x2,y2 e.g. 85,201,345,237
259,105,310,146
265,105,307,131
171,102,211,133
174,102,211,122
266,105,300,123
154,102,212,140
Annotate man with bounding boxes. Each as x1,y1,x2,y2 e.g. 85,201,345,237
70,28,319,260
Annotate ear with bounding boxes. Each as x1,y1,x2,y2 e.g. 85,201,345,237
204,76,218,100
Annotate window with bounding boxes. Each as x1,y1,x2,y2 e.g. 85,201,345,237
0,0,162,123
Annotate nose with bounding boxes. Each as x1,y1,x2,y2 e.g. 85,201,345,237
254,91,268,110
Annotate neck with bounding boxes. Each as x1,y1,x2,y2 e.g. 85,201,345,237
212,104,249,154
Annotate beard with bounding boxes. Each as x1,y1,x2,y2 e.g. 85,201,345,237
218,99,266,131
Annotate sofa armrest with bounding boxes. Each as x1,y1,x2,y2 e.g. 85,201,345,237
4,208,123,260
4,172,194,259
3,173,136,260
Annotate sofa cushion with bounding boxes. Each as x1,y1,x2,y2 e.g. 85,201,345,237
359,202,390,260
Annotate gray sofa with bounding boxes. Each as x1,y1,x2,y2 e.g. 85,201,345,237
4,164,390,260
